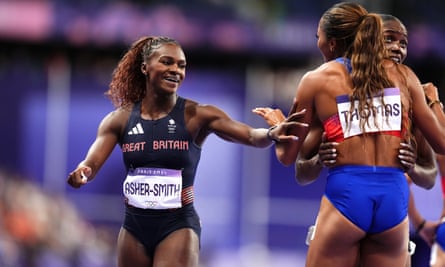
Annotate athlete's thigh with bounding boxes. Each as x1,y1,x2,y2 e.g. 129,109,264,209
306,196,365,267
117,227,152,267
360,217,409,267
153,228,200,267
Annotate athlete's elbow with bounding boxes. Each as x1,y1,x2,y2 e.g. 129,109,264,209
418,174,436,190
276,150,298,166
295,167,316,185
407,169,437,190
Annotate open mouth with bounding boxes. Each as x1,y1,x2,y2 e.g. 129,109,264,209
164,76,180,83
390,56,401,64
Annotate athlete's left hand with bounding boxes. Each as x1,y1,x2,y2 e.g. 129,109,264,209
252,107,286,126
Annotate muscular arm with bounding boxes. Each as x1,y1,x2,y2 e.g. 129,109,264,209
195,104,305,148
405,82,445,188
407,71,445,154
295,125,324,185
405,81,445,245
404,130,437,189
67,109,127,188
274,72,320,166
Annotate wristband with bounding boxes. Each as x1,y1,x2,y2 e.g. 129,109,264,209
267,126,279,143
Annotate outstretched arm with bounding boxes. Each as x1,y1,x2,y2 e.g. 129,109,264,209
252,107,286,127
67,110,125,188
199,104,306,148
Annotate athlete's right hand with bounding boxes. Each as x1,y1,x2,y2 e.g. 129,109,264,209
67,166,92,188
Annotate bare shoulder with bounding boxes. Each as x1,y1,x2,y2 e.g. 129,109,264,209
304,61,348,84
106,106,131,122
386,62,423,93
297,61,349,97
385,60,417,80
100,105,132,134
184,98,227,121
400,64,422,84
183,98,232,143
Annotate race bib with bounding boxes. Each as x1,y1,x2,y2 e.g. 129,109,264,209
123,167,182,209
336,88,401,138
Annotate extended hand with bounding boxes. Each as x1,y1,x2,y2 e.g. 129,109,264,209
252,107,286,126
67,166,91,188
269,109,308,143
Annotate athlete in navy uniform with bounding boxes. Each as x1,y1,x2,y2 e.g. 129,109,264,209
66,36,306,267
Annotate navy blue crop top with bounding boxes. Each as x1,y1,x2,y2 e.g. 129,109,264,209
119,97,201,188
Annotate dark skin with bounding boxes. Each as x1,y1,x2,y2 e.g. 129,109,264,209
294,19,436,187
284,21,445,267
67,42,306,267
311,19,441,248
253,16,442,252
255,12,445,266
254,18,434,183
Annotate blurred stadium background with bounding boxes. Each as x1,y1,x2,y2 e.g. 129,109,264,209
0,0,444,266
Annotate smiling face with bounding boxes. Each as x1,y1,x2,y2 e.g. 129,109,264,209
383,19,408,64
142,43,186,95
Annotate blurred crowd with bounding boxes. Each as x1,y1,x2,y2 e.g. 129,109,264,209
0,169,117,267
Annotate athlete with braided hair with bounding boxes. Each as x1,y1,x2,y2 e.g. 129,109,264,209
255,13,445,267
66,36,305,267
257,2,445,266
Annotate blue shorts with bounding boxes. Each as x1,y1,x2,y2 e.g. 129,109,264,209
123,204,201,257
325,165,408,234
